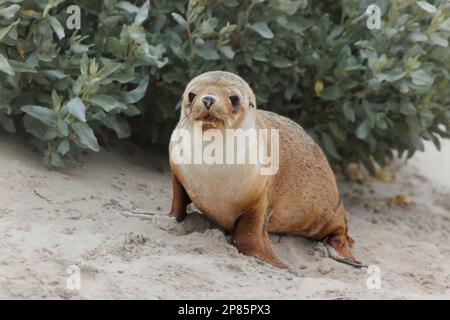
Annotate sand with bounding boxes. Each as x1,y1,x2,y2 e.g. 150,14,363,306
0,132,449,299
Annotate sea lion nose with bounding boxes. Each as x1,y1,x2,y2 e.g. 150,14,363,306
202,96,216,109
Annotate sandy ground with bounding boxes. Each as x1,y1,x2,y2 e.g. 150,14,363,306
0,132,449,300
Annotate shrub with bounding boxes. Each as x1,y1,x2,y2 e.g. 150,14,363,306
0,0,449,172
0,0,166,166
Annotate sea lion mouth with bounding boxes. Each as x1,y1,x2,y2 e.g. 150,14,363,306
194,113,225,127
202,114,220,122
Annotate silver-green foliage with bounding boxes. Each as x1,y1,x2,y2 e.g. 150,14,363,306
0,0,449,172
0,0,165,167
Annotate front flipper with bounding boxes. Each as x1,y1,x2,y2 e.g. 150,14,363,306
233,205,286,269
325,234,367,268
168,172,191,222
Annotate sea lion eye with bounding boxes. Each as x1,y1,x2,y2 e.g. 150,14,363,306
229,95,240,108
188,92,196,103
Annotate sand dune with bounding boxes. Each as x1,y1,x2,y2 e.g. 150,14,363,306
0,133,449,299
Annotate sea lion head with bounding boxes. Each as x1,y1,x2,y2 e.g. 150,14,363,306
180,71,257,129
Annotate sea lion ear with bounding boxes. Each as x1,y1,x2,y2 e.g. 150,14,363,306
249,96,256,109
248,90,257,109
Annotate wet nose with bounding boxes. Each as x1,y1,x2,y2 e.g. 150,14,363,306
202,96,216,109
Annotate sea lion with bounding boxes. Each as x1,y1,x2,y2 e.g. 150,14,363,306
168,71,363,268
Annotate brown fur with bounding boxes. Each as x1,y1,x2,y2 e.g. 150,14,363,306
168,71,359,268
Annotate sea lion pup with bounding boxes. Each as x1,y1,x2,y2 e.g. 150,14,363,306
168,71,363,268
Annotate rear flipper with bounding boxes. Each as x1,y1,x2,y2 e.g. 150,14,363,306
325,234,367,268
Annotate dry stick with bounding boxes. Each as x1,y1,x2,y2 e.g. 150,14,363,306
107,199,170,220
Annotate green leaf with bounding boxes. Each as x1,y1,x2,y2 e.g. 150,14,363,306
377,118,388,130
23,115,57,141
95,61,122,79
67,97,87,122
123,76,149,104
0,53,14,76
250,22,274,39
197,43,220,60
21,105,56,126
400,101,416,116
72,122,100,152
409,31,428,42
57,140,70,155
0,5,20,19
342,102,356,122
9,60,37,74
417,1,437,13
377,69,406,82
42,69,68,79
329,122,347,141
123,105,140,117
0,114,15,133
0,19,20,42
108,38,126,59
411,69,433,86
355,119,371,140
199,18,219,35
220,23,237,34
321,132,341,160
133,0,150,26
276,0,306,15
429,33,448,47
116,1,140,13
440,18,450,32
48,16,65,40
57,119,69,137
50,153,65,167
90,95,127,112
319,86,344,101
222,0,240,7
52,90,61,111
171,13,187,28
43,0,65,18
102,115,131,138
220,46,235,59
272,56,293,68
